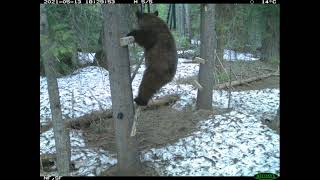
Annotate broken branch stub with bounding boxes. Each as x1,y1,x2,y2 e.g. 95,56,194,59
193,57,206,64
193,80,204,91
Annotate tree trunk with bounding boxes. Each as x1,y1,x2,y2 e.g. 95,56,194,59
102,4,141,175
95,28,108,69
177,4,182,34
40,4,71,176
261,13,279,62
182,5,187,37
172,4,176,30
184,4,192,43
166,4,171,25
215,5,224,63
196,4,216,110
177,4,185,36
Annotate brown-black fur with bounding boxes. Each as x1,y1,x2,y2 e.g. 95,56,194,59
127,11,178,106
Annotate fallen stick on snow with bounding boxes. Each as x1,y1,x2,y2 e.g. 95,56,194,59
40,95,180,133
214,72,279,90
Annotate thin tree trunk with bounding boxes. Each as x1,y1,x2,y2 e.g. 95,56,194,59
40,4,71,176
177,4,182,35
166,4,171,25
102,4,141,175
172,4,176,30
177,4,185,36
261,13,279,62
184,4,192,43
196,4,216,110
147,4,150,13
182,4,186,37
215,5,224,62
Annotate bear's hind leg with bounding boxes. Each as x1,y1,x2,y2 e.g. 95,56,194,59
135,69,168,106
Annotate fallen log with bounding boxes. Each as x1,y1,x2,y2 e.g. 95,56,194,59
142,94,180,110
182,57,206,64
40,95,180,133
214,72,279,90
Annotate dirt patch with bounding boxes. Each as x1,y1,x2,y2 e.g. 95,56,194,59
231,76,279,91
100,162,159,176
79,105,231,176
221,60,279,91
82,106,224,154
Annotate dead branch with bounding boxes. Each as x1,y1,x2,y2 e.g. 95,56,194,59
141,94,180,110
214,72,279,90
40,95,180,133
182,57,206,64
89,89,104,111
215,51,229,78
192,80,203,91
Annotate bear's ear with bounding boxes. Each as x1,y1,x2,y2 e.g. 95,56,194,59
136,11,143,18
154,11,159,16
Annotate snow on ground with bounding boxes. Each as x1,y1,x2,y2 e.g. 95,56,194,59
40,66,111,124
224,49,260,61
177,50,195,55
181,40,260,61
40,57,279,176
78,52,95,65
142,110,279,176
40,59,198,124
40,128,117,176
191,39,201,45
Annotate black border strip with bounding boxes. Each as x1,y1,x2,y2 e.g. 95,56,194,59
39,0,280,4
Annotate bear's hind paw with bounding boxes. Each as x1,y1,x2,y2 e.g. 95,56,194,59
134,97,148,106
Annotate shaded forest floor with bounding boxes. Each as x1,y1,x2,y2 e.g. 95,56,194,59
224,60,279,91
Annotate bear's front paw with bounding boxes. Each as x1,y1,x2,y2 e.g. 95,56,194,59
134,97,148,106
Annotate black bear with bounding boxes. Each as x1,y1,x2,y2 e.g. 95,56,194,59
127,11,178,106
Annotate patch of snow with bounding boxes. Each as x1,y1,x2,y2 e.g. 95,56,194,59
177,50,195,55
191,39,200,45
224,49,260,61
142,111,279,176
78,52,95,65
40,128,117,176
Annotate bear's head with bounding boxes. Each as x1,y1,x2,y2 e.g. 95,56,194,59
135,11,167,30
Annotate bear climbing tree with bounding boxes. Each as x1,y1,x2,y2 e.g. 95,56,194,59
127,11,178,106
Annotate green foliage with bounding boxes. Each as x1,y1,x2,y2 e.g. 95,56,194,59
172,31,191,49
40,4,280,77
156,4,168,22
189,4,201,39
41,5,103,76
